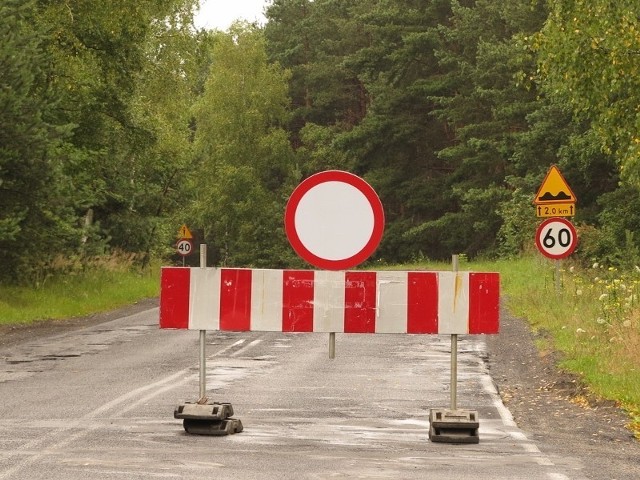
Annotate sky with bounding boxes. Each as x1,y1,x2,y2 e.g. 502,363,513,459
194,0,269,31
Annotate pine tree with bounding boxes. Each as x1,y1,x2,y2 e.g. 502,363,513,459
0,0,77,282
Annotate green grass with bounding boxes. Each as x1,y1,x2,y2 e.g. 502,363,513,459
0,266,159,325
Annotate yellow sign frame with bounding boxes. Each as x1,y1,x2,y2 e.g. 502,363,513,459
178,224,193,239
533,165,577,205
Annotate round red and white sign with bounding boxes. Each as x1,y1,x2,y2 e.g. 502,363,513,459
285,170,385,270
535,217,578,259
176,238,193,257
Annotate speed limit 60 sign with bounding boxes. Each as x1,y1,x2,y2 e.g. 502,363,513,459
535,217,577,259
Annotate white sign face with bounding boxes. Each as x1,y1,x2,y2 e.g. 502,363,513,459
294,181,375,261
285,171,385,270
535,217,578,260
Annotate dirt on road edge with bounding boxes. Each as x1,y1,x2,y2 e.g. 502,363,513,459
486,306,640,479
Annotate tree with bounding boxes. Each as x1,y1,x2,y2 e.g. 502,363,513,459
266,0,459,261
190,25,298,267
0,0,77,282
265,0,372,151
425,0,549,257
35,0,200,258
332,0,461,261
0,0,203,282
537,0,640,184
109,2,201,265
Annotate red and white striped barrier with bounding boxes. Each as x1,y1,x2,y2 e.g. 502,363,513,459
160,268,499,335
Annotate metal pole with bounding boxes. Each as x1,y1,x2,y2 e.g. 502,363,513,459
199,244,207,400
329,332,336,359
555,259,561,296
451,254,459,410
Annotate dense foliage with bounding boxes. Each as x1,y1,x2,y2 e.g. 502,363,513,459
2,0,639,283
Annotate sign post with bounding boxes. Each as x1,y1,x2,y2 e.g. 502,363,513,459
199,245,206,400
176,224,194,266
450,254,459,411
428,254,481,444
534,166,578,294
176,239,193,257
173,242,244,436
535,217,578,260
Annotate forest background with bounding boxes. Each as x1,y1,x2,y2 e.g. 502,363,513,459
2,0,640,282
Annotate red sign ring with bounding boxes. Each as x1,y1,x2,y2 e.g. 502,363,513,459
285,170,385,270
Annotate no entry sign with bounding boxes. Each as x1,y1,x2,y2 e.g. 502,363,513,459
535,217,578,259
285,170,385,270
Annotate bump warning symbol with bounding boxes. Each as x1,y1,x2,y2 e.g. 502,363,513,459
534,165,576,205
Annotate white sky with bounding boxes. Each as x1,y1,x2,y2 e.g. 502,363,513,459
194,0,270,31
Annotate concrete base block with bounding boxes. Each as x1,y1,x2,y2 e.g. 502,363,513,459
174,402,234,421
428,408,480,444
174,401,242,436
183,418,244,436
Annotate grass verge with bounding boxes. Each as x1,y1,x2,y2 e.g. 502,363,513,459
0,265,159,325
469,255,640,439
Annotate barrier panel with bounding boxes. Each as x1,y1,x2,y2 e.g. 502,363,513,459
159,267,499,335
160,265,500,441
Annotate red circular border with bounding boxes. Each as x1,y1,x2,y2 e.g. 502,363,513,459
535,217,578,260
284,170,385,270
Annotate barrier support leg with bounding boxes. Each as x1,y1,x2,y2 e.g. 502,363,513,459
174,243,243,436
199,329,206,400
428,254,479,444
450,333,457,410
329,332,335,359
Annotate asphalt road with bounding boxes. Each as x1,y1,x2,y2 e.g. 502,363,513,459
0,305,593,479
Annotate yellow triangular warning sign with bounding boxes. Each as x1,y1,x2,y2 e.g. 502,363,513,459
178,224,193,239
534,165,577,205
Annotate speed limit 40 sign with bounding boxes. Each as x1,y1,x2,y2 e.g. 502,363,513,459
535,217,578,259
176,238,193,257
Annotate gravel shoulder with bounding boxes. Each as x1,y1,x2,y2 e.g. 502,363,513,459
486,305,640,479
